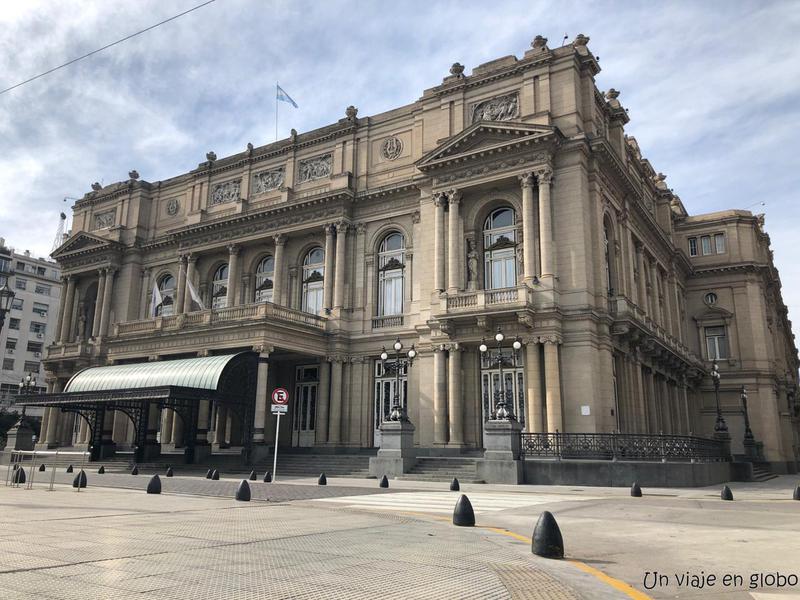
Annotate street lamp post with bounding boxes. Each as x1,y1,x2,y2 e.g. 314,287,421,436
710,361,728,434
0,283,15,332
380,338,416,422
740,385,758,459
479,327,522,420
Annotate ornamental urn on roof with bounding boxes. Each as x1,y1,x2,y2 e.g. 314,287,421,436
531,35,548,50
449,62,465,78
345,105,358,121
128,169,140,180
91,182,102,191
206,151,217,162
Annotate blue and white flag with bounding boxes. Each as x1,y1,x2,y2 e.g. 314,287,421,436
276,84,298,108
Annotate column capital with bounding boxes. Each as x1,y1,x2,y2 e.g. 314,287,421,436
227,243,241,256
187,252,198,264
534,166,554,185
446,189,462,204
538,334,562,345
334,221,349,234
252,344,274,357
273,233,287,246
178,253,189,264
446,342,462,353
518,172,536,188
324,223,336,235
433,191,449,207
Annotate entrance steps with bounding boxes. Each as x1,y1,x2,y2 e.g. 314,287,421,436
399,457,484,483
268,454,372,478
752,464,779,482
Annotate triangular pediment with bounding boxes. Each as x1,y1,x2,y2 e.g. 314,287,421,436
416,121,558,171
693,305,734,323
51,231,119,259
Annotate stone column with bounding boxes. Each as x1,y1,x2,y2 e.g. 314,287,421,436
161,409,174,445
175,255,187,315
139,268,151,319
112,410,127,445
447,343,464,446
171,412,184,447
433,345,448,444
183,254,197,312
635,244,647,312
98,268,115,338
316,359,331,444
536,167,555,278
634,359,648,432
646,370,658,433
525,341,543,432
91,269,105,337
323,224,335,311
433,193,446,293
78,418,89,445
272,234,286,306
447,190,462,293
520,173,537,284
59,276,76,343
253,351,270,443
333,222,348,311
543,339,562,432
53,277,68,342
214,404,228,446
226,244,241,307
328,358,343,444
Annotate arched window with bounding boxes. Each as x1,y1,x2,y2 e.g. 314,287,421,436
301,247,325,314
483,207,517,290
254,256,275,303
211,264,228,309
156,274,176,316
378,232,405,316
603,220,615,295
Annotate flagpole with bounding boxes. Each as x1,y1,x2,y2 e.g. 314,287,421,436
275,81,279,142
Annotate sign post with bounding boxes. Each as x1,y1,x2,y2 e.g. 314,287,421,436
270,388,289,482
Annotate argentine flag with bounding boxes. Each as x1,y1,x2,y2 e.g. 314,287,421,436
276,84,298,108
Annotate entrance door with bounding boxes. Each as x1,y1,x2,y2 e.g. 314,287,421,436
373,360,407,447
292,365,318,447
480,349,525,445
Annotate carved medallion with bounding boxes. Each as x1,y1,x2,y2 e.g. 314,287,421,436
381,136,403,161
94,210,115,230
298,154,332,183
471,92,519,123
166,198,179,216
252,167,285,194
210,179,241,205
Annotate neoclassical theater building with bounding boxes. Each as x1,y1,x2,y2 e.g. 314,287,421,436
32,34,799,473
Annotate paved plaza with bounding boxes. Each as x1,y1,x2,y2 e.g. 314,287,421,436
0,467,799,599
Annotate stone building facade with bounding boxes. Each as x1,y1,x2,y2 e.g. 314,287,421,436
38,35,799,472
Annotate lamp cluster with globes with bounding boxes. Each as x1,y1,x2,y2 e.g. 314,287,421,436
479,327,522,420
380,338,416,422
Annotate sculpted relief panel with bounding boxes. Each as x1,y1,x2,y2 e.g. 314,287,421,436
298,154,332,183
210,179,241,206
252,167,285,194
93,210,116,230
471,92,519,123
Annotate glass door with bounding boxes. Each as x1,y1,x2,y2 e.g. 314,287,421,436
480,350,525,445
292,365,318,447
373,360,407,447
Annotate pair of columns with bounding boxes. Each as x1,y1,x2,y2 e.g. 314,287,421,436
524,339,562,433
432,168,554,294
58,268,116,343
323,223,348,312
432,344,465,445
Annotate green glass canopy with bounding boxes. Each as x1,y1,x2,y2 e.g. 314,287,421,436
64,354,243,393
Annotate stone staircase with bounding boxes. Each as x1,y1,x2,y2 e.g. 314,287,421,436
269,454,372,478
400,457,484,483
752,464,779,482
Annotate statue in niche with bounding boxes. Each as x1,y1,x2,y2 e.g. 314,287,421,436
76,303,87,342
466,239,478,290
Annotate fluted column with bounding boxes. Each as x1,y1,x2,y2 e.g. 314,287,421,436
520,173,537,284
214,404,228,445
323,225,335,311
59,276,76,342
253,350,270,443
433,193,446,293
91,269,105,337
447,189,462,293
635,243,646,311
272,234,286,306
316,359,331,444
447,343,463,446
543,339,562,432
226,244,241,307
98,268,115,338
175,255,187,315
328,357,343,444
171,412,184,447
333,222,348,310
525,341,543,432
646,370,658,433
161,410,174,445
433,345,448,444
536,167,554,278
183,254,198,312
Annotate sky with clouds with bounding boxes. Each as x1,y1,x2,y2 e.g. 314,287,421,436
1,0,799,337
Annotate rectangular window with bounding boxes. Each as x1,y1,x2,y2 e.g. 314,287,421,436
29,321,46,335
26,341,43,353
32,302,48,317
35,284,51,295
23,361,40,373
15,278,27,290
9,318,20,330
688,237,698,257
5,339,17,350
16,261,25,271
0,258,10,273
37,266,46,276
700,236,712,256
2,359,14,371
11,298,23,310
705,326,729,360
714,233,726,254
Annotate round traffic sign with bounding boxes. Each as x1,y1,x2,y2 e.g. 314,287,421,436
271,387,289,405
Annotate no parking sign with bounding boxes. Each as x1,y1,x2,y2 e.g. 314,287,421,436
270,388,289,481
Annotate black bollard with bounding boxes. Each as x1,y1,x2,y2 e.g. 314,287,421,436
206,468,213,479
131,465,139,476
72,470,87,489
532,511,564,559
379,475,389,488
249,470,257,481
236,479,251,502
165,467,174,477
13,467,26,485
793,485,800,501
211,469,220,481
38,463,45,472
146,474,161,494
630,482,642,497
721,485,734,501
98,466,105,474
450,478,460,492
452,494,476,527
318,473,327,486
263,471,272,483
66,464,73,473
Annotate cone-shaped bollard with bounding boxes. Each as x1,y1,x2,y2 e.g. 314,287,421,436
793,485,800,501
263,471,272,483
379,475,389,488
72,470,87,489
38,463,45,472
131,465,139,476
211,469,220,481
318,473,327,486
146,474,161,494
13,467,26,485
236,479,251,502
721,485,734,501
66,464,73,473
450,478,460,492
532,511,564,559
631,482,642,497
165,467,174,478
206,468,213,479
249,470,257,481
98,466,105,474
452,494,476,527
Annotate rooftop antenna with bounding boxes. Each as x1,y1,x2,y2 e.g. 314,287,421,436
745,201,765,210
561,33,569,46
52,200,76,252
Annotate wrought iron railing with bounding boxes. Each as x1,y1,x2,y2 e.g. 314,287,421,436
520,432,727,462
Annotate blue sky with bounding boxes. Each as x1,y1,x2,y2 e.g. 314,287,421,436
2,0,799,337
